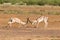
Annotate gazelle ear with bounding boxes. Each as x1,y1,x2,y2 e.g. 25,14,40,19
9,17,13,22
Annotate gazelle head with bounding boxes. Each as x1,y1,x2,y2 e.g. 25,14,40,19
8,17,15,27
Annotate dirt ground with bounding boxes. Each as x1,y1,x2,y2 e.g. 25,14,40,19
0,14,60,40
0,14,60,29
0,5,60,40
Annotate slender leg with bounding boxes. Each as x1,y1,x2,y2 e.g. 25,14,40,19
34,22,37,28
36,22,39,28
26,17,32,24
8,23,12,28
44,17,48,28
44,21,48,28
28,19,32,24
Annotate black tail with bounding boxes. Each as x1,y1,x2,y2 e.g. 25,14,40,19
26,17,32,24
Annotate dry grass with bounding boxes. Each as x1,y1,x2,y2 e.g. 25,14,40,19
0,5,60,15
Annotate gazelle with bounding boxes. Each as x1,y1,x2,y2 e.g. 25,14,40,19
8,17,26,27
32,16,48,28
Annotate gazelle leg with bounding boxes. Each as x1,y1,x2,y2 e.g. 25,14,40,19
8,23,12,28
44,21,48,28
36,22,39,28
34,23,37,28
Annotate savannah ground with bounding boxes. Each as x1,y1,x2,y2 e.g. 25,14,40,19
0,5,60,40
